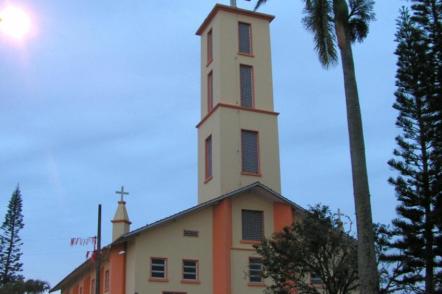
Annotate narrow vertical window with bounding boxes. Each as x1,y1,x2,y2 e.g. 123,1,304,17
249,257,263,283
104,270,109,292
182,260,199,281
241,130,259,174
238,22,252,54
207,71,213,112
207,29,213,64
240,65,254,108
205,135,212,181
79,287,83,294
242,210,264,240
91,279,95,294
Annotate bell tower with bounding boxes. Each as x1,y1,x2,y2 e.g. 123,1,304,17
196,4,281,203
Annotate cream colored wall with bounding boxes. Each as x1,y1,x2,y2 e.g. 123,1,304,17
217,11,274,111
231,250,267,294
231,192,275,294
198,8,281,203
128,207,213,294
198,110,222,202
198,105,281,203
125,240,136,294
231,192,274,249
200,10,274,116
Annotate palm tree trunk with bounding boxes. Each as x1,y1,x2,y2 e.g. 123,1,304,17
334,22,379,294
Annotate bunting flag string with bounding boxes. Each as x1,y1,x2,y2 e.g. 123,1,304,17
70,236,97,247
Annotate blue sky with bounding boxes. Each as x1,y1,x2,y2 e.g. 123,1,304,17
0,0,404,290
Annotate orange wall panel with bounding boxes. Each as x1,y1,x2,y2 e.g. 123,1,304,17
83,276,91,294
110,245,126,294
212,198,232,294
273,202,293,232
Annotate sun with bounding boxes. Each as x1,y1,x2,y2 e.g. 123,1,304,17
0,5,32,40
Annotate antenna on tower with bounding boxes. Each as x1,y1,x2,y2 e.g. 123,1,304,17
230,0,237,7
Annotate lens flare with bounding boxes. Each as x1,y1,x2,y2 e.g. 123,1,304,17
0,5,32,40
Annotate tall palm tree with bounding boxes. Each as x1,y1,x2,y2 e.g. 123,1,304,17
253,0,378,293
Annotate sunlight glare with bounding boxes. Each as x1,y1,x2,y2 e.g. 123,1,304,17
0,5,32,40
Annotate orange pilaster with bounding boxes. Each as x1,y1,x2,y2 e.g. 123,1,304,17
213,198,232,294
83,276,91,294
110,245,126,294
273,202,293,232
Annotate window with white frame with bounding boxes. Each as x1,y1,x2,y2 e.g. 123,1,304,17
182,260,198,280
249,257,263,283
150,258,167,279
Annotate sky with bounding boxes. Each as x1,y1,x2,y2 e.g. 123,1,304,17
0,0,405,291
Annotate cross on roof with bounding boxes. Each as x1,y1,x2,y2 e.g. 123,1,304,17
115,186,129,202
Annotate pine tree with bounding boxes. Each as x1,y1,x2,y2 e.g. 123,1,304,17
0,186,24,284
386,7,441,293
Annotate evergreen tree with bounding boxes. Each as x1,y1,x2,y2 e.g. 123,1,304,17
252,1,379,291
386,7,441,293
0,186,24,284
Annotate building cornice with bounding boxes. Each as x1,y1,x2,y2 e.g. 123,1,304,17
196,4,275,36
196,102,279,128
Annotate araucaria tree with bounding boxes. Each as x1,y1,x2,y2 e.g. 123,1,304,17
386,3,442,293
255,205,358,294
253,0,378,292
0,186,24,284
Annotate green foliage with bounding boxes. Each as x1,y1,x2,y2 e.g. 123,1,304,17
0,186,24,284
254,205,358,294
255,0,375,67
0,279,50,294
375,223,417,293
386,4,442,293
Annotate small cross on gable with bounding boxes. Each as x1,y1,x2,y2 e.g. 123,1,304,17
115,186,129,202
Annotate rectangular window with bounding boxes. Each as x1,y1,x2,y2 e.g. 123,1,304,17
183,229,199,237
104,270,109,292
239,22,252,54
240,65,254,108
182,260,198,281
311,273,322,285
207,29,213,63
151,258,167,279
207,71,213,112
241,130,259,174
249,257,263,283
91,279,95,294
205,135,212,180
242,210,264,241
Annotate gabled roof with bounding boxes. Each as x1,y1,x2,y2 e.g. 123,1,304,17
50,182,305,292
114,181,305,244
49,247,110,292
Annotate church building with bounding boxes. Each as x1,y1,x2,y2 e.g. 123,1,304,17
50,3,308,294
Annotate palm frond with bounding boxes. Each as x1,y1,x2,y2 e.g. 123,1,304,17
347,0,375,42
302,0,338,67
253,0,269,11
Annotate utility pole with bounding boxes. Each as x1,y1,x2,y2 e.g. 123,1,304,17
95,204,102,294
